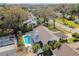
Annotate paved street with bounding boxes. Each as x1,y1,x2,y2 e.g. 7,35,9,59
55,22,75,33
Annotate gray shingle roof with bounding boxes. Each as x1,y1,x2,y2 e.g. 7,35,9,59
0,35,15,47
34,26,59,45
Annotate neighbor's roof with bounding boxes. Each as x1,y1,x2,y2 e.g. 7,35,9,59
23,18,37,24
34,26,59,44
67,42,79,54
53,43,79,56
0,35,15,47
53,32,68,39
23,19,33,24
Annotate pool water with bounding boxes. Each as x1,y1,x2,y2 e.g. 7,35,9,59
24,36,31,44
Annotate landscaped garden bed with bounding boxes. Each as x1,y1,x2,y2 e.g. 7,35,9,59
67,32,79,44
67,37,78,44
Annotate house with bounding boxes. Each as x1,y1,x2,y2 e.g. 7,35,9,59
74,18,79,24
24,12,37,26
33,26,59,45
0,35,17,56
23,18,37,26
53,42,79,56
56,13,63,18
65,15,71,19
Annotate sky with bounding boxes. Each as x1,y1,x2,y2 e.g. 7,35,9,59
0,0,79,4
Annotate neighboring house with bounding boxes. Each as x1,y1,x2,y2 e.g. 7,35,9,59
0,35,17,56
56,13,63,18
65,15,71,19
23,18,37,26
53,42,79,56
24,12,37,26
74,18,79,24
34,26,59,45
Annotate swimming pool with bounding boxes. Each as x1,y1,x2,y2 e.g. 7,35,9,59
24,36,31,44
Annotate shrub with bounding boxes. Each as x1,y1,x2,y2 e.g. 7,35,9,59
72,33,79,38
59,38,67,43
32,43,41,53
72,33,77,37
47,40,58,50
54,41,61,49
43,49,53,56
17,37,24,47
73,39,79,42
67,37,78,43
43,44,50,52
38,41,43,48
75,33,79,38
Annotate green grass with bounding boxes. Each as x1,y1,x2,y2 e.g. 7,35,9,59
56,18,79,29
18,36,24,47
67,37,78,44
48,25,57,30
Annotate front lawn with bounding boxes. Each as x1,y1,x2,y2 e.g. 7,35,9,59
56,18,79,29
67,37,79,44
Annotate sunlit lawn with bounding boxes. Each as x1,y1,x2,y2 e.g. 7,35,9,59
67,37,78,44
56,18,79,29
